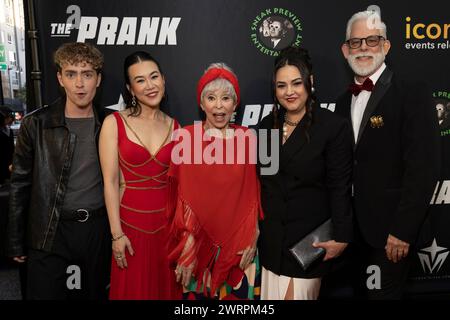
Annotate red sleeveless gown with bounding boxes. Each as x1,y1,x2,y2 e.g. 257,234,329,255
109,112,180,299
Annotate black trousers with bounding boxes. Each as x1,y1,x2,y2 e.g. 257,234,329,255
26,214,111,300
350,233,412,300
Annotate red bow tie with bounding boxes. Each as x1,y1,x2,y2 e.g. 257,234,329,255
349,78,374,96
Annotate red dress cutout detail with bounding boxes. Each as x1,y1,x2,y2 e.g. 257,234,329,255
109,112,181,300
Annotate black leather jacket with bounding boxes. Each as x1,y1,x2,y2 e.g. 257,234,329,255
6,99,105,257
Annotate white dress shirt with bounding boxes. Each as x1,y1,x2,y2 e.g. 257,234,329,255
350,63,386,142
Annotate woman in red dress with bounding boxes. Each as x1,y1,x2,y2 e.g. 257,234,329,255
167,63,263,299
99,51,180,299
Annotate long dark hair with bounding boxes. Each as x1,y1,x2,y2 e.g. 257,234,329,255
123,51,166,117
272,47,316,141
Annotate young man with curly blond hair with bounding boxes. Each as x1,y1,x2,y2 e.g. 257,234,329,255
7,42,110,300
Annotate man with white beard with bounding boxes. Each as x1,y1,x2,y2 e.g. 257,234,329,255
335,10,440,299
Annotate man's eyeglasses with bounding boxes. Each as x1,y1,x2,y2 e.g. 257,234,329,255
345,35,385,49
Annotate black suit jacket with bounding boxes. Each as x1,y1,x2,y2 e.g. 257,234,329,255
335,67,440,249
257,107,353,278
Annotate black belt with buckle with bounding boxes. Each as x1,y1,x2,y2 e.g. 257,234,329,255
60,207,106,222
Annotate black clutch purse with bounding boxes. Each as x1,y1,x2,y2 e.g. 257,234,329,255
289,219,332,270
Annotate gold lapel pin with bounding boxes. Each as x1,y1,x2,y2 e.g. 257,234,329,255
370,115,384,128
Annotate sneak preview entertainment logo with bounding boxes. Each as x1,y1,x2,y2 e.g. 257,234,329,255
49,5,181,45
433,91,450,136
250,8,303,56
418,239,449,274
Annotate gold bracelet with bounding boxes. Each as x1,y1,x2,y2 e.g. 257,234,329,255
112,233,126,241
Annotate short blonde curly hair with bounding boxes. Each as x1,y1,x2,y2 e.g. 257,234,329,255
54,42,104,73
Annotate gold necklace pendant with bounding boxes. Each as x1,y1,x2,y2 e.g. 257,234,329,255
284,113,300,126
282,123,288,141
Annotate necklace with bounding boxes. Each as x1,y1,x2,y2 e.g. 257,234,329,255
284,113,300,126
283,114,300,141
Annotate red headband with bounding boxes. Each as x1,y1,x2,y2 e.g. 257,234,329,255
197,68,240,106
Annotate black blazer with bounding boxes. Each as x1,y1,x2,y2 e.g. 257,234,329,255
257,107,353,278
335,67,441,249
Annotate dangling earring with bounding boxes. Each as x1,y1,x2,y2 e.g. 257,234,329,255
131,95,137,107
311,87,315,94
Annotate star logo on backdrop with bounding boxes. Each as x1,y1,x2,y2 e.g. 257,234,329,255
418,239,449,274
105,95,125,111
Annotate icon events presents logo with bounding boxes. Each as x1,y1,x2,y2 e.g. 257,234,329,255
250,8,302,56
405,17,450,50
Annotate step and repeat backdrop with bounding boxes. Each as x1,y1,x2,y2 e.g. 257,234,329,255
30,0,450,295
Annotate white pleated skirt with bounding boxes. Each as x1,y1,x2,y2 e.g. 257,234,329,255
260,267,322,300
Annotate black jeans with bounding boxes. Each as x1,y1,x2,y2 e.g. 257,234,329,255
26,214,111,300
